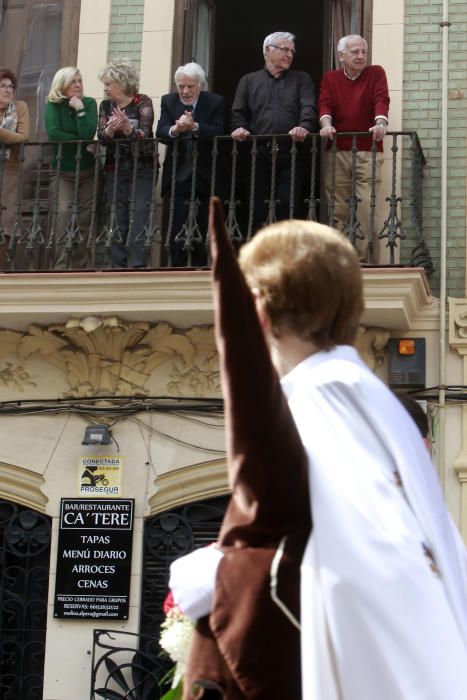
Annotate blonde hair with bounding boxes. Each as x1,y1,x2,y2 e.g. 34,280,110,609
239,220,363,350
98,60,139,97
47,67,81,103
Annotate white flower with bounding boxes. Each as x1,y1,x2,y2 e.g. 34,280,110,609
160,608,195,687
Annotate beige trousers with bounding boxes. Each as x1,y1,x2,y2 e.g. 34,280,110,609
51,169,95,269
0,164,22,268
0,163,21,235
324,150,383,262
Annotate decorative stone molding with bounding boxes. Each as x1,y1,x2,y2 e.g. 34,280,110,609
148,459,228,515
0,462,48,512
0,316,391,398
0,316,220,398
354,325,390,371
0,267,434,333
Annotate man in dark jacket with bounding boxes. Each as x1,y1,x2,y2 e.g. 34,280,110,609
156,63,225,266
230,32,317,231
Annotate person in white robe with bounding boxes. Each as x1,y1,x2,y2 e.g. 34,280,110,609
170,214,467,700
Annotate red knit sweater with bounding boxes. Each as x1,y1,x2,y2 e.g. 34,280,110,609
318,65,390,151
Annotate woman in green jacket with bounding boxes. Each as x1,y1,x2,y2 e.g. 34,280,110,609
45,67,98,269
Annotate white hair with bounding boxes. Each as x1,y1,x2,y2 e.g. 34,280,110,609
337,35,367,53
263,32,295,58
174,62,206,89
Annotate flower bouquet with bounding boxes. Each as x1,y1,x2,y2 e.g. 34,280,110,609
159,591,194,700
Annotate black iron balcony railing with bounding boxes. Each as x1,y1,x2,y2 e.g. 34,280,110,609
0,132,433,273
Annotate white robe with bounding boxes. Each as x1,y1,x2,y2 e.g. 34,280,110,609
281,346,467,700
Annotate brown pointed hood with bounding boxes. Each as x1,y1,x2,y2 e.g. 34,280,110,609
209,196,311,546
182,199,312,700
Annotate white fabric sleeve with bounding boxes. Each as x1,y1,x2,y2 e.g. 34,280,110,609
169,546,224,622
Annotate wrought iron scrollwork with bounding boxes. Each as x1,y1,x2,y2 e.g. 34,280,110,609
91,629,165,700
0,132,433,271
145,512,193,562
0,499,51,700
409,133,434,274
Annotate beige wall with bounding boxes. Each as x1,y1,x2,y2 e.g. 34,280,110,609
372,0,405,264
77,0,175,128
77,0,112,101
140,0,175,120
373,0,404,132
0,392,226,699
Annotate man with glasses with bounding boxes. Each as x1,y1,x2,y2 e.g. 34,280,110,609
230,32,317,232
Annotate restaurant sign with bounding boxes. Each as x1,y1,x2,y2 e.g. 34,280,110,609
54,498,134,620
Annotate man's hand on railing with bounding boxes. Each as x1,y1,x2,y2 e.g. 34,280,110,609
288,126,309,142
231,127,251,142
319,125,336,140
369,123,388,142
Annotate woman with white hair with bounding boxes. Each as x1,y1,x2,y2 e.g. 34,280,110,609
97,60,154,268
45,67,98,269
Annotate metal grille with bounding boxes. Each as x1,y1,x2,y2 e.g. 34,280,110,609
139,496,228,668
0,500,51,700
90,496,228,699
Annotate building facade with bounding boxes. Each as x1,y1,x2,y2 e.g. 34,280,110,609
0,1,466,697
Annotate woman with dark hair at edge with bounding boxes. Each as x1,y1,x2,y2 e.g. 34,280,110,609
0,67,30,268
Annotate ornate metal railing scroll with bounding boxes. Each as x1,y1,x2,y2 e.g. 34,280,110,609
0,500,51,700
0,132,432,273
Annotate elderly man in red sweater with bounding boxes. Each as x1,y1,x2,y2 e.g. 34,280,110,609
319,35,389,261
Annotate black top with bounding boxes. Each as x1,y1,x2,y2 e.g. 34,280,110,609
97,93,154,171
230,68,318,135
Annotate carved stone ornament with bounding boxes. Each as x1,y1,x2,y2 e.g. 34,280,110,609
354,325,390,372
0,330,36,391
449,298,467,353
0,317,220,398
0,317,389,398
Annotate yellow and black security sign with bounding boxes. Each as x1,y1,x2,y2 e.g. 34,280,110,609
79,456,122,497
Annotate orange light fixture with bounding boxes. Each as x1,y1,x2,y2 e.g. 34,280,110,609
398,339,416,356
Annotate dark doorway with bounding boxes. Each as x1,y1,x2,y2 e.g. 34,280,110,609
0,499,51,699
174,0,372,100
211,0,325,114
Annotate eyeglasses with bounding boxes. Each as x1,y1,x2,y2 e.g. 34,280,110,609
0,83,14,91
270,45,296,56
